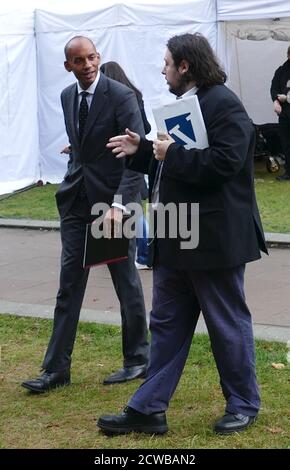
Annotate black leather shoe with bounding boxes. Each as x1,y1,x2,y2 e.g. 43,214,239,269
103,364,147,385
21,370,70,393
214,413,257,435
97,406,168,435
276,173,290,181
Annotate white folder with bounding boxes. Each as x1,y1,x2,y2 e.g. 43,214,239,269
152,95,208,150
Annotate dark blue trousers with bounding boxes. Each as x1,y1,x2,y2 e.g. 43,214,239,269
128,262,260,417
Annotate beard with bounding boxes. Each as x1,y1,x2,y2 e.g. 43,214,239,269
168,74,189,97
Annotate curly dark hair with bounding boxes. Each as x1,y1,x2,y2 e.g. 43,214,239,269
167,33,227,88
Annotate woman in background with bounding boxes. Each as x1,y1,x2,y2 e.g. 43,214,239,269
100,61,151,135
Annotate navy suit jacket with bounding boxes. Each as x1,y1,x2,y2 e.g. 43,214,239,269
56,72,145,217
127,84,267,271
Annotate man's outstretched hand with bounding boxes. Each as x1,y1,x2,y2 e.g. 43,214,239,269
107,128,140,158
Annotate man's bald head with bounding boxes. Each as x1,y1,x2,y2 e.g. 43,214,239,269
64,36,96,60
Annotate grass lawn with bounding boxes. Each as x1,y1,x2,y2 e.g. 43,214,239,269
0,161,289,233
254,161,290,233
0,315,289,449
0,183,59,221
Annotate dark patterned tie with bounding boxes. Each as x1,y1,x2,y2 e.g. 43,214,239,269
79,91,89,141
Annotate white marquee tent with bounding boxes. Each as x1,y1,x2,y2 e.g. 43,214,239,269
217,1,290,124
35,0,216,184
0,0,290,196
0,10,39,195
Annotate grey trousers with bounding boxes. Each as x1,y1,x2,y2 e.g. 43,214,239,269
42,195,149,372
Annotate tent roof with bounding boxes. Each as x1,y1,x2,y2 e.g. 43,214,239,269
1,0,210,14
218,0,290,21
1,0,216,35
35,1,216,33
3,0,290,20
0,11,34,34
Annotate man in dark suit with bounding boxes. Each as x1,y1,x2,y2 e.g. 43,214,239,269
97,33,268,436
22,36,149,393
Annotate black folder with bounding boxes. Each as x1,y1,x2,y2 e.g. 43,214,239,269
83,223,129,268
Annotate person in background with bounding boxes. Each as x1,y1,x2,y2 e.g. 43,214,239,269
135,176,150,270
270,45,290,181
100,61,151,135
21,37,149,393
97,33,267,436
100,61,151,269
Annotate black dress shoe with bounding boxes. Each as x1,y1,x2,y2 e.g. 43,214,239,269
21,370,70,393
103,364,147,385
214,413,256,435
97,406,168,435
276,173,290,181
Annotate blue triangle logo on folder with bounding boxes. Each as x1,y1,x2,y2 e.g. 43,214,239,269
165,112,196,147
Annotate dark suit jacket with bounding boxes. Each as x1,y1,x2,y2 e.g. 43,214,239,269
270,59,290,118
127,84,267,271
56,73,145,217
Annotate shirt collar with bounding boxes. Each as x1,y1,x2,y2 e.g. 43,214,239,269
180,86,198,99
77,70,100,95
